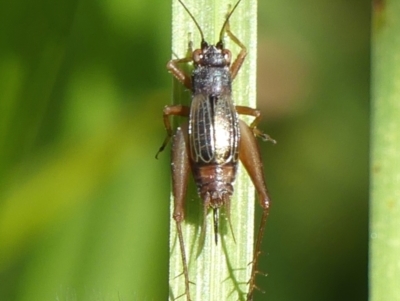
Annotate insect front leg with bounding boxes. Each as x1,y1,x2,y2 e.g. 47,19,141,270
171,123,192,301
236,106,276,143
238,120,271,301
167,53,193,90
156,105,189,158
157,42,193,158
223,16,247,80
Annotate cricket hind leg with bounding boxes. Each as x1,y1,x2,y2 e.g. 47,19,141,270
238,120,271,301
171,123,193,301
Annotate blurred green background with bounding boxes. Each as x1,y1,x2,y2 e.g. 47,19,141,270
0,0,369,300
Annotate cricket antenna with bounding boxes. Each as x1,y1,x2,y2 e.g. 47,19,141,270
178,0,205,44
219,0,243,44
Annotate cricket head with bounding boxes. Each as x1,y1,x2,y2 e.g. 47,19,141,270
192,43,231,68
177,0,243,68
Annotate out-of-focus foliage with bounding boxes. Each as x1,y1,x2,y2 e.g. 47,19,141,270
258,1,369,300
0,0,368,300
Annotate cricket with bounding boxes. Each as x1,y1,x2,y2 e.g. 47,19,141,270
156,0,275,300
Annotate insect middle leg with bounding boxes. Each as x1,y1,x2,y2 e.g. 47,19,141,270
157,42,193,158
236,106,276,143
156,105,190,158
238,120,271,301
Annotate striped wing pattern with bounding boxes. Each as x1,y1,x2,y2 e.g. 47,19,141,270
189,92,239,164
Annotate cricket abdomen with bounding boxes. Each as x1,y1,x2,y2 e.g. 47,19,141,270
191,163,237,208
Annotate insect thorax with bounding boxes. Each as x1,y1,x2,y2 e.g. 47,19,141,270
192,66,231,95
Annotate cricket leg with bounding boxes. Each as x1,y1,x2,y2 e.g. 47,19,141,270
155,105,190,158
236,106,276,143
167,55,193,89
171,123,192,301
223,16,247,80
238,120,271,301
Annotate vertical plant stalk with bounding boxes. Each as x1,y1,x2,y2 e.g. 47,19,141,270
370,1,400,300
168,0,257,300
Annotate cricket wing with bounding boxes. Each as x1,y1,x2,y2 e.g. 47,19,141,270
189,92,240,164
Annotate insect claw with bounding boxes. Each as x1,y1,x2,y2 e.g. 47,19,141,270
260,133,277,144
156,134,173,159
252,127,276,144
155,148,163,159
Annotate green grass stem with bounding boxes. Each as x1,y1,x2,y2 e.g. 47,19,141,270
168,0,257,300
370,1,400,300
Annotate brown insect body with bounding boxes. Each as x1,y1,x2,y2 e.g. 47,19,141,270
189,42,239,243
156,0,275,300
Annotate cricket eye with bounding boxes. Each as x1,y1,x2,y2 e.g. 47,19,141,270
193,49,203,63
222,49,231,64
